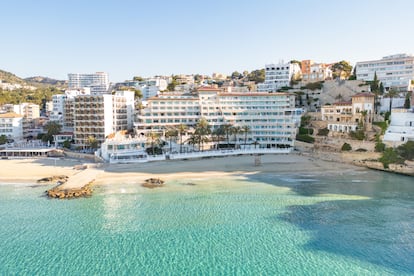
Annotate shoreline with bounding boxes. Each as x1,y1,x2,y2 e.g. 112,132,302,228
0,152,367,186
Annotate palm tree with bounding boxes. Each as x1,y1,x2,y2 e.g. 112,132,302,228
86,135,98,150
241,125,251,148
386,87,399,112
194,118,211,151
146,131,160,155
231,126,241,148
187,134,200,151
212,125,225,150
222,124,233,149
165,127,178,153
177,124,188,153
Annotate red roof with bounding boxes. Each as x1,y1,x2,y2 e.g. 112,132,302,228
352,92,375,98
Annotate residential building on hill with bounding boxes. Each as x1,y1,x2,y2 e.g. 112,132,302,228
12,103,40,139
355,54,414,91
301,60,332,82
321,92,375,133
135,87,302,148
257,62,301,92
383,108,414,144
68,72,109,94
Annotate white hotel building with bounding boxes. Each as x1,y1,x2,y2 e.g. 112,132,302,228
355,54,414,91
257,62,301,92
135,87,302,148
68,72,109,95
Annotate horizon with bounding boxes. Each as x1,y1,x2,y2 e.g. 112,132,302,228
1,0,413,82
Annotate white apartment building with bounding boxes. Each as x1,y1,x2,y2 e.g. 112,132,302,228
0,113,23,141
383,108,414,144
135,87,302,148
355,54,414,91
12,103,40,138
321,92,375,133
73,91,134,148
257,62,301,92
68,72,109,94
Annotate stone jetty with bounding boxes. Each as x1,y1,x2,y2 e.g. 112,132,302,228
44,164,100,199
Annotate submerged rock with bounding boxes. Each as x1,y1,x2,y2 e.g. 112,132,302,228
142,178,165,188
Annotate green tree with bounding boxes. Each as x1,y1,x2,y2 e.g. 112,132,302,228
386,87,399,112
133,76,143,81
379,148,404,168
404,92,411,109
62,139,72,149
331,61,352,79
349,66,357,80
397,141,414,160
0,134,7,145
247,69,265,83
231,125,241,145
231,71,242,79
42,121,62,144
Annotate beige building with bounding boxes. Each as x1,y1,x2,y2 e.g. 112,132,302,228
301,60,332,82
321,92,375,133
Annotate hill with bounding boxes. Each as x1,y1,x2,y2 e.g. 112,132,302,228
24,76,67,87
0,69,25,84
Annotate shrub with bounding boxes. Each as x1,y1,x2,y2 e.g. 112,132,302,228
341,143,352,151
305,81,323,91
397,141,414,160
296,134,315,143
317,128,329,136
356,148,367,152
299,127,314,135
349,130,365,140
379,148,404,168
375,141,386,152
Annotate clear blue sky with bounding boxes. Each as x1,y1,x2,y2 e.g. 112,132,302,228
1,0,413,82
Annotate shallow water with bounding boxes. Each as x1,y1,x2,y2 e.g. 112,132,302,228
0,169,413,275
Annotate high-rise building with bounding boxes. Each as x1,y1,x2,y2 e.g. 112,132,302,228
68,72,109,94
257,62,301,92
73,91,134,148
355,54,414,91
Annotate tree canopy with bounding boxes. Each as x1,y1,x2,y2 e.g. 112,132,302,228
331,61,353,79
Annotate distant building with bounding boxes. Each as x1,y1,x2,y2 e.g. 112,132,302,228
355,54,414,91
321,92,375,133
257,62,301,92
212,73,227,80
68,72,109,94
0,112,23,141
383,108,414,144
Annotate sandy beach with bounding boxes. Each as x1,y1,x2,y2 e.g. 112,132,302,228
0,153,366,186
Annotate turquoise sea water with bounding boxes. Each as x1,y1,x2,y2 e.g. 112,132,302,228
1,169,414,275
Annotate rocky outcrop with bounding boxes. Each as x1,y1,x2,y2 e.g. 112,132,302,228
142,178,165,188
354,160,414,176
46,182,93,199
37,175,68,184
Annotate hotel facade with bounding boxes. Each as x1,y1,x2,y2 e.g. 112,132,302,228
355,54,414,91
135,88,302,148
